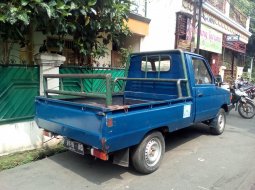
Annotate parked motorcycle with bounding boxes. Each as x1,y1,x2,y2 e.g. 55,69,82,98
230,85,255,119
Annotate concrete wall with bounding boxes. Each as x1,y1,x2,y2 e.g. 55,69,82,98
33,31,46,56
0,40,22,64
0,121,41,155
140,0,183,51
124,35,141,53
0,121,60,156
95,36,112,67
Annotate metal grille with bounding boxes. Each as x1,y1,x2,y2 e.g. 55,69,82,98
175,12,192,51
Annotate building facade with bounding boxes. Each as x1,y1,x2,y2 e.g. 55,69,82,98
131,0,251,80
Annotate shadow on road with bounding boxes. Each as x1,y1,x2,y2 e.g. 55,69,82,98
164,124,210,152
49,124,211,185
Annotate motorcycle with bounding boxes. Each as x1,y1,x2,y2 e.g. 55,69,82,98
243,86,255,99
230,85,255,119
235,78,255,100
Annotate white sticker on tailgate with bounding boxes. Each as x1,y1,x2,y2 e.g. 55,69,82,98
183,105,191,118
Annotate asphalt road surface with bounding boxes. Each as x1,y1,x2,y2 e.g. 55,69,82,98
0,111,255,190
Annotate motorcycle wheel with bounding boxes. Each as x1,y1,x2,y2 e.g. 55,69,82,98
238,101,255,119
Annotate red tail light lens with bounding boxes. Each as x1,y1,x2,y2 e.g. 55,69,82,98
91,148,108,161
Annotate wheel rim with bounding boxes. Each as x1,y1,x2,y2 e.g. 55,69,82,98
144,138,162,167
218,113,225,131
240,103,254,117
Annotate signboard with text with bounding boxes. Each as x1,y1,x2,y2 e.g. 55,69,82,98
195,24,223,54
226,35,240,42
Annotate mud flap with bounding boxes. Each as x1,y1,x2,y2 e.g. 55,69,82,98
113,148,129,167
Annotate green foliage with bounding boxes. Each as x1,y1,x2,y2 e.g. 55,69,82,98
242,71,255,83
230,0,254,16
120,46,132,67
242,72,249,79
0,0,131,61
231,0,255,73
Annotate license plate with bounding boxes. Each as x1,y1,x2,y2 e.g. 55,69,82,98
64,139,84,155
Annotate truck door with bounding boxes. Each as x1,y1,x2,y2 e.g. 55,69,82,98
191,56,219,123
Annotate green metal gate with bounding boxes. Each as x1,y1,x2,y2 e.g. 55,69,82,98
59,66,126,93
0,65,39,124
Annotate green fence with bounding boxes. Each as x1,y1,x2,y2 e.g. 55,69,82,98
0,65,39,124
59,66,126,93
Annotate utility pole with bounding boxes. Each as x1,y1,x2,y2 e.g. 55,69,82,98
196,0,203,54
250,57,254,81
144,0,147,17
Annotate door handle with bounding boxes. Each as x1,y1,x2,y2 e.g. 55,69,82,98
198,93,203,97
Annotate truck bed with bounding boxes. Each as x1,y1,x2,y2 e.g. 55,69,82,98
65,96,149,110
36,95,193,152
59,94,178,111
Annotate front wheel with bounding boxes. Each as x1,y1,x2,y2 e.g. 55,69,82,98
209,108,226,135
238,101,255,119
131,131,165,174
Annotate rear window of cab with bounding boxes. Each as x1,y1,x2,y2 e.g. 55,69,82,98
141,55,171,72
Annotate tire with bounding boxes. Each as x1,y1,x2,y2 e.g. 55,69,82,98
238,101,255,119
209,108,226,135
131,131,165,174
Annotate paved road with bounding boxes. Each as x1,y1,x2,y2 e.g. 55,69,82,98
1,111,255,190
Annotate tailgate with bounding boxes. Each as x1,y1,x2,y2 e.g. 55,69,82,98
35,97,106,150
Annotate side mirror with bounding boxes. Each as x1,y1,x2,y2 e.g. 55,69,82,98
214,75,222,87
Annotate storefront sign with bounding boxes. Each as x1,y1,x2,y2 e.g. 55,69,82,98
202,12,249,43
182,0,249,44
195,24,223,54
226,34,240,42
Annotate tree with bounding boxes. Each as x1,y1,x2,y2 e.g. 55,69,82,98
230,0,255,80
230,0,255,55
0,0,131,64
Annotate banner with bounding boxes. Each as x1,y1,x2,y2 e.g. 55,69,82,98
195,24,223,54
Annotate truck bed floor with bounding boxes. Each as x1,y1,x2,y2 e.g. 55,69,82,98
62,96,150,110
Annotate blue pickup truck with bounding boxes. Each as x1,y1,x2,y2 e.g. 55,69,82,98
35,50,230,174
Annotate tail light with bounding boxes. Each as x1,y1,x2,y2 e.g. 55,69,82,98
106,118,113,127
91,148,108,161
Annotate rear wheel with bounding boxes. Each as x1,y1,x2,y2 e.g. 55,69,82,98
131,131,165,174
209,108,226,135
238,101,255,119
